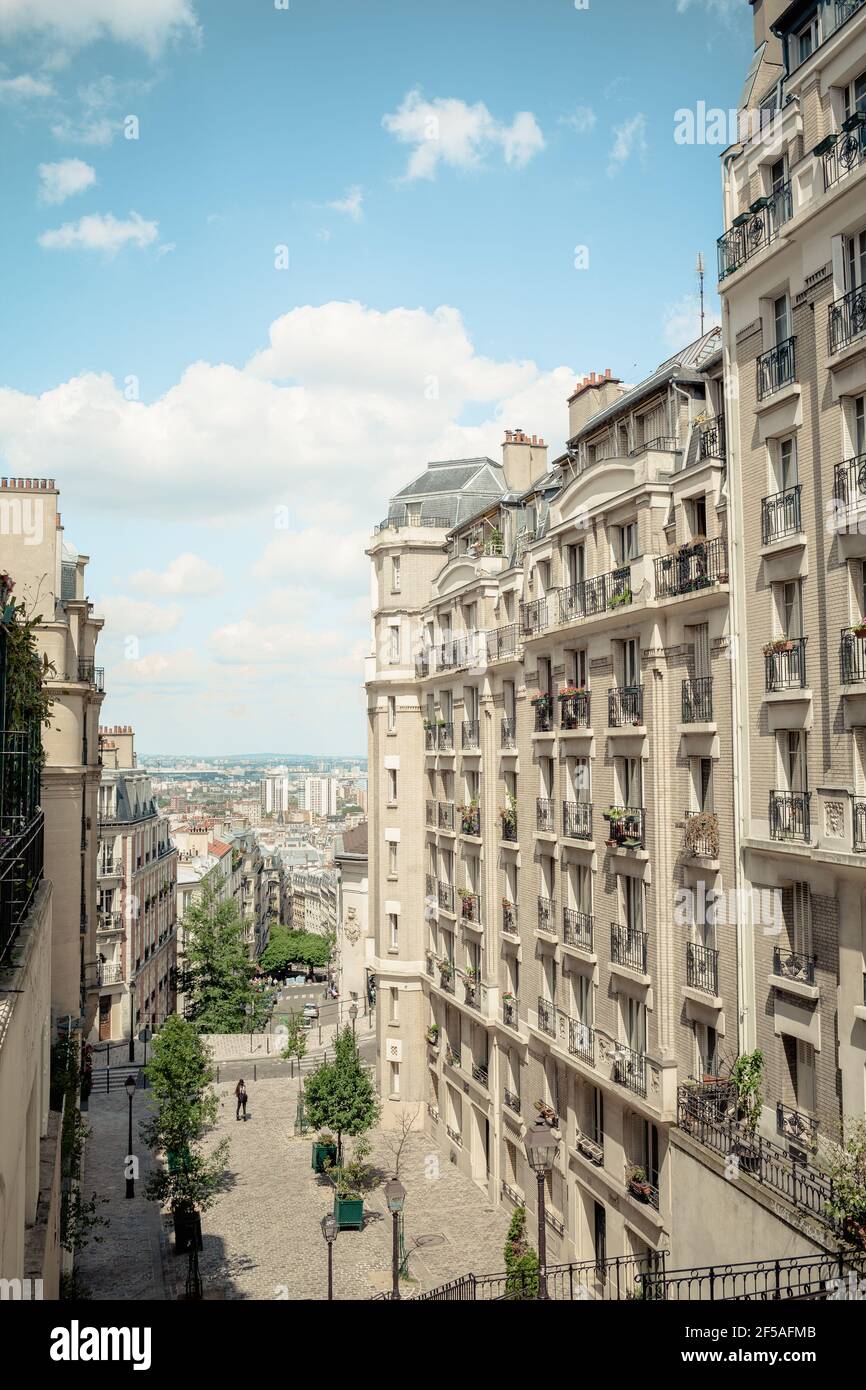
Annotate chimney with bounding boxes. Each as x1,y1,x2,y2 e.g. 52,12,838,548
567,369,626,441
99,725,136,768
501,429,548,493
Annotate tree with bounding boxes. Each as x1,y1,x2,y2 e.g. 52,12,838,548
824,1118,866,1249
280,1012,308,1071
141,1015,229,1218
503,1205,539,1300
181,875,264,1034
303,1025,379,1163
730,1049,765,1141
260,926,331,975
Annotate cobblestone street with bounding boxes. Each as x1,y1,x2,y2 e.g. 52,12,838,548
77,1072,511,1300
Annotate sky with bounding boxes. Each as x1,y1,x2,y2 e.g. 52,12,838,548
0,0,752,755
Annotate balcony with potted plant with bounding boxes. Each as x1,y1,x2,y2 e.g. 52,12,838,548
499,797,518,844
558,685,591,731
531,691,554,734
624,1163,659,1210
501,899,519,939
607,685,644,728
603,805,646,851
458,801,480,837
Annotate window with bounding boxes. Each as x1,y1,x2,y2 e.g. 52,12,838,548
387,695,396,732
623,875,644,933
769,155,786,192
776,437,797,492
388,625,400,663
690,495,708,539
387,768,398,804
623,996,646,1053
388,914,399,951
854,395,866,458
567,543,586,588
844,69,866,121
782,731,808,792
593,1202,606,1269
391,555,401,592
695,1022,718,1079
390,1060,400,1096
388,841,398,876
619,637,640,687
690,622,710,679
570,647,588,688
779,579,803,638
389,985,399,1020
615,521,639,564
792,882,812,954
774,293,790,346
795,12,820,65
845,230,866,293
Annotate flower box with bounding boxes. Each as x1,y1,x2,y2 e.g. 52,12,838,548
333,1194,364,1230
311,1140,338,1174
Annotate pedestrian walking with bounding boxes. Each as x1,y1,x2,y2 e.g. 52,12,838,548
235,1078,248,1121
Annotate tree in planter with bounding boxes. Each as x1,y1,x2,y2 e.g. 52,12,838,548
730,1049,765,1151
302,1024,380,1165
181,875,265,1034
823,1118,866,1249
503,1204,539,1300
141,1015,229,1238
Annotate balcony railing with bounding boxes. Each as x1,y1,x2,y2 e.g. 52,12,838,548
562,800,592,840
769,791,811,843
612,1044,647,1097
841,626,866,683
611,922,648,973
854,797,866,852
764,636,807,692
77,659,105,690
97,910,123,934
437,882,455,913
833,451,866,508
537,897,556,936
472,1063,489,1088
0,810,45,967
459,805,480,836
567,1018,595,1064
461,720,480,751
654,536,728,598
437,722,454,752
532,694,554,733
682,676,713,723
94,960,124,986
698,418,725,460
537,996,556,1036
500,810,518,842
504,1087,521,1113
559,690,590,729
425,800,436,827
425,951,435,978
520,598,548,637
536,797,555,832
761,483,801,544
459,891,481,925
485,623,521,663
823,124,866,191
717,182,792,280
424,725,436,751
604,806,646,850
628,435,679,457
608,685,643,727
559,566,631,622
563,907,594,952
502,995,519,1029
500,716,517,749
686,941,719,995
439,966,456,996
772,947,816,986
756,336,796,400
502,902,518,936
776,1102,818,1152
374,511,451,532
425,872,436,898
829,284,866,355
438,801,455,831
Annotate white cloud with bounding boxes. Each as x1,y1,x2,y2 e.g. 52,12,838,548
607,114,648,178
661,296,721,349
106,648,203,691
129,553,223,597
0,0,200,56
328,185,364,221
38,209,159,253
209,618,341,667
561,106,597,135
38,157,96,203
676,0,739,14
254,529,369,594
51,113,117,145
382,89,544,180
97,595,183,636
0,72,54,99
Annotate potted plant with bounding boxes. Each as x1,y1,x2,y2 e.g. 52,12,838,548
437,957,453,978
731,1049,765,1173
330,1136,373,1231
464,965,479,981
823,1119,866,1250
625,1163,653,1202
534,1100,558,1128
762,636,793,655
312,1129,338,1174
609,588,632,609
576,1132,604,1165
683,811,720,859
425,1023,440,1046
852,621,866,639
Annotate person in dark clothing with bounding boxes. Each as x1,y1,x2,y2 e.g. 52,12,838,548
235,1078,248,1121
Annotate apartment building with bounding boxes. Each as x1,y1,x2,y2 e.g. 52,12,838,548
334,822,371,1006
96,726,178,1040
1,476,104,1031
261,774,292,819
303,776,339,818
230,830,269,957
175,837,239,1016
715,0,866,1158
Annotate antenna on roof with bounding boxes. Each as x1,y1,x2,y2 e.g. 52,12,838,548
695,252,705,335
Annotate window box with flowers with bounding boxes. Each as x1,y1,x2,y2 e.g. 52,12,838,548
762,637,795,655
625,1164,654,1202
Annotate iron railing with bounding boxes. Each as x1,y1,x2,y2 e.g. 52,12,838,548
461,720,480,751
77,659,105,690
608,685,643,726
520,598,548,637
772,947,816,985
501,902,518,936
834,451,866,507
532,695,554,732
854,797,866,851
654,536,728,598
682,676,713,723
501,996,519,1029
537,897,556,936
504,1087,521,1113
485,623,521,662
629,435,679,457
568,1017,595,1065
756,336,796,400
823,118,866,191
761,483,801,544
611,922,648,973
500,716,516,749
459,891,481,924
437,722,454,752
764,636,807,691
686,941,719,995
559,690,590,729
698,418,725,460
612,1043,647,1097
536,797,555,832
563,907,594,952
438,801,455,831
776,1102,818,1151
374,511,451,532
769,790,811,842
604,806,646,849
425,799,436,827
562,800,592,840
0,811,45,966
437,881,455,913
536,995,556,1035
459,806,480,836
841,625,866,683
829,284,866,354
717,183,792,280
559,566,631,622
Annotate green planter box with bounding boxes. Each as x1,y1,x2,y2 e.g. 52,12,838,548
333,1194,364,1230
311,1141,337,1174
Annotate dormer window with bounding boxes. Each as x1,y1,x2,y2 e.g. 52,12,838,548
794,11,821,66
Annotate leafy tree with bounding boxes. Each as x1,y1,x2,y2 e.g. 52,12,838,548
280,1011,308,1070
260,926,331,974
303,1025,379,1164
824,1118,866,1249
141,1015,229,1218
730,1049,765,1140
503,1205,540,1300
181,875,265,1034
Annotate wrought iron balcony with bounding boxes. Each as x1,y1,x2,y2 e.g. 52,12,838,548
833,451,866,508
459,891,481,925
628,435,679,457
537,896,556,935
654,536,728,598
854,797,866,851
97,910,123,934
425,799,436,827
485,623,521,662
500,808,518,842
682,676,713,723
437,881,455,913
445,1125,462,1147
438,640,457,671
424,725,436,751
611,922,648,973
504,1087,521,1113
683,811,719,859
559,565,631,622
772,947,816,986
93,960,124,986
769,790,811,842
425,951,435,978
776,1102,818,1151
463,975,486,1010
761,483,801,544
459,805,480,836
520,598,548,637
439,965,456,996
717,182,792,280
532,694,554,732
562,800,592,840
841,625,866,683
501,995,519,1029
698,417,725,460
472,1063,489,1088
374,511,451,532
537,996,556,1036
461,719,480,751
415,651,430,679
603,806,645,850
437,722,454,752
608,685,643,727
500,716,517,749
829,284,866,355
501,901,518,936
425,872,436,897
563,907,594,952
536,796,555,832
77,659,105,690
764,636,807,692
686,941,719,995
438,801,455,831
559,690,590,729
612,1044,647,1097
0,811,45,967
756,336,796,400
823,122,866,191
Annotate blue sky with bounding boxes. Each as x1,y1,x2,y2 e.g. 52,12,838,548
0,0,751,754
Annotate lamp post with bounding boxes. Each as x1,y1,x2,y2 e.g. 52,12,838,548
384,1177,406,1300
127,980,136,1064
124,1074,137,1199
321,1213,338,1300
523,1116,559,1300
348,1002,358,1037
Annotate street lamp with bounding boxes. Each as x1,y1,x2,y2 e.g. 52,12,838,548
348,1002,358,1037
321,1213,338,1300
384,1177,406,1301
523,1116,559,1300
124,1074,137,1199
